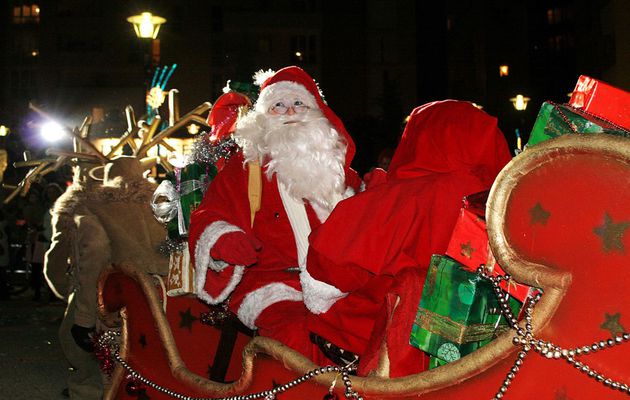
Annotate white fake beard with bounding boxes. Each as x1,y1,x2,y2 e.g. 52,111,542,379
235,109,347,213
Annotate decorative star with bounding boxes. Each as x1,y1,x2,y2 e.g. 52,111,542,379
593,213,630,253
179,307,198,332
600,312,625,336
529,202,551,226
460,241,474,259
139,334,147,348
555,387,570,400
137,389,150,400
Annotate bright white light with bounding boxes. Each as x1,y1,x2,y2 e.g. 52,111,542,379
187,123,200,135
139,13,155,38
41,122,65,142
510,94,531,111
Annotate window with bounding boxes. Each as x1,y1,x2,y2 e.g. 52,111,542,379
12,4,40,24
546,7,571,25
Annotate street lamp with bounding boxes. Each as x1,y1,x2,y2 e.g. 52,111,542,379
127,12,166,39
127,12,167,108
510,94,531,111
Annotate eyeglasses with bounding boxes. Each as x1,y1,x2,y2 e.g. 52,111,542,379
269,100,310,115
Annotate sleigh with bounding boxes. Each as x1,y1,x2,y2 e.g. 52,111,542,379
98,133,630,399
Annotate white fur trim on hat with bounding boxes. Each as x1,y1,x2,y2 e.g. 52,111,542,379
194,220,245,305
253,69,275,86
237,282,303,329
255,81,319,113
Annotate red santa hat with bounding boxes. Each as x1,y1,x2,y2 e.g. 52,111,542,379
207,91,252,141
254,66,356,169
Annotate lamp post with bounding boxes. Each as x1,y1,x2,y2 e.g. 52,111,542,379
127,12,166,91
509,94,531,155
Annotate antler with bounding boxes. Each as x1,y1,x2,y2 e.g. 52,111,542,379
134,101,212,158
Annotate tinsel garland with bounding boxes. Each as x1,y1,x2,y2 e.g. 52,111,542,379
192,134,239,165
158,238,186,257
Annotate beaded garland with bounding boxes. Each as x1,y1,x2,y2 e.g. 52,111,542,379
96,330,363,400
477,267,630,399
95,268,629,399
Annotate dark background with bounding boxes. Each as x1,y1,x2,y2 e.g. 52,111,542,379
1,0,629,176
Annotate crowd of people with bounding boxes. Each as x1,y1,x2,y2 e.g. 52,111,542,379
0,180,64,301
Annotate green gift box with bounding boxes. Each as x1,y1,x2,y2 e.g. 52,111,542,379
527,102,629,147
166,163,217,239
409,255,520,364
429,356,448,370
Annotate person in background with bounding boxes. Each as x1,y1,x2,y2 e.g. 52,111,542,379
23,188,46,301
0,207,9,300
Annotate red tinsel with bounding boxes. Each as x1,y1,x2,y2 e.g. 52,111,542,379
94,332,116,376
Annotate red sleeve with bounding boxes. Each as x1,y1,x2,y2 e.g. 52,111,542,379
344,167,363,193
188,153,251,267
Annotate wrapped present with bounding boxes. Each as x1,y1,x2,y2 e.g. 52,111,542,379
429,356,448,370
167,242,196,296
569,75,630,131
409,255,521,364
445,207,534,302
152,162,217,239
446,191,535,302
527,102,629,147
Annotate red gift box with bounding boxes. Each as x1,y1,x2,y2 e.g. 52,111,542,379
569,75,630,131
445,207,535,302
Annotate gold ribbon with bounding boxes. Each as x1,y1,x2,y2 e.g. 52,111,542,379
415,308,509,344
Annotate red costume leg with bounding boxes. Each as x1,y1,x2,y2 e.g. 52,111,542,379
255,300,329,366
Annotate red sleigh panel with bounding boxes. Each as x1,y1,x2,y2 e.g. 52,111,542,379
99,133,630,399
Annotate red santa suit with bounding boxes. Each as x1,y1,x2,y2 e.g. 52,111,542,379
188,66,361,360
305,100,512,376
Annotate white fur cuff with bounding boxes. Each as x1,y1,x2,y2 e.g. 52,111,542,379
237,283,303,329
194,221,243,273
300,269,347,315
194,221,245,305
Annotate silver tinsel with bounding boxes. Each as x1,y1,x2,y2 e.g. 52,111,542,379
192,133,239,165
158,238,186,257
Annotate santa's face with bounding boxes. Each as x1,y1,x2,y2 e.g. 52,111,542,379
235,92,348,216
267,98,310,118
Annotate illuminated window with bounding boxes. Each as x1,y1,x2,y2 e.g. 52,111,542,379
290,35,317,64
12,4,40,24
546,7,564,25
499,65,509,77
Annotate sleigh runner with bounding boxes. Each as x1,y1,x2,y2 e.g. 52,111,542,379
97,133,630,399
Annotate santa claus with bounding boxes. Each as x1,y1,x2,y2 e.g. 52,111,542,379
188,66,361,360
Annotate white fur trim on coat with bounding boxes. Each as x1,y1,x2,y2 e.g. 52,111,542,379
277,182,347,314
237,282,303,329
194,220,245,305
255,81,319,114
